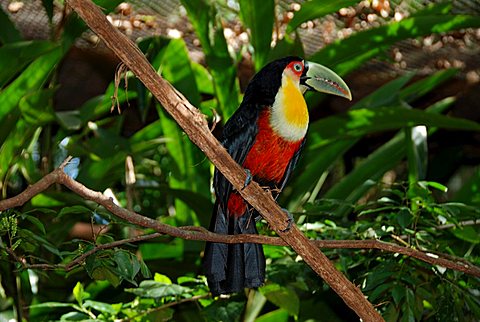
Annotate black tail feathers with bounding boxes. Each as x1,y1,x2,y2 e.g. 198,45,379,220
203,203,265,295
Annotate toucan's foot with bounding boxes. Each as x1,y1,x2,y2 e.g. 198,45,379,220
241,169,252,191
280,208,294,233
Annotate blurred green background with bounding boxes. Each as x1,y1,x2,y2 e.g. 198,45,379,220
0,0,479,321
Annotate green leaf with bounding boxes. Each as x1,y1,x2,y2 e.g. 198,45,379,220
309,107,480,148
90,266,122,288
203,301,244,322
19,88,56,125
255,309,289,322
309,14,480,75
0,41,57,87
239,0,274,71
125,280,190,298
402,288,416,322
73,282,89,306
397,208,413,228
23,215,47,235
0,8,22,43
287,0,359,33
154,273,172,284
56,111,82,130
83,300,116,315
400,69,458,102
58,206,92,218
260,284,299,317
114,250,140,284
0,46,63,126
451,226,480,244
18,229,62,258
180,0,240,118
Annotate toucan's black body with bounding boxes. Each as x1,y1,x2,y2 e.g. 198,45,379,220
203,56,351,295
203,57,305,295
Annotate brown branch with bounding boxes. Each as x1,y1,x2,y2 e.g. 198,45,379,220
63,1,383,320
2,160,480,279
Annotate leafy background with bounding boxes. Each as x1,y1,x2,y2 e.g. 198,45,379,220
0,0,479,321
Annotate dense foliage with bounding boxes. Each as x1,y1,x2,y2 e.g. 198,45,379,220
0,0,479,321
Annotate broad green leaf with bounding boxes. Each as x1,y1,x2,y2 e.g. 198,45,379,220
114,250,140,284
56,111,82,130
73,282,89,306
125,280,190,298
239,0,274,71
400,69,458,102
150,38,211,225
309,107,480,148
260,284,299,317
203,301,245,322
244,290,266,322
0,47,63,123
309,14,480,75
154,273,172,284
83,300,116,315
78,84,136,125
58,206,92,218
0,119,30,182
402,288,416,322
0,8,22,43
19,88,56,125
23,215,47,235
180,0,240,118
451,226,480,244
287,0,359,33
192,62,214,95
86,261,122,288
255,309,289,322
0,41,57,87
324,132,405,199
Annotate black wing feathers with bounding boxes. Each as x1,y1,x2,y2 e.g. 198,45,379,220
213,103,261,209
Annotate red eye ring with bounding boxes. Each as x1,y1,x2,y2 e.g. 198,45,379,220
293,63,303,72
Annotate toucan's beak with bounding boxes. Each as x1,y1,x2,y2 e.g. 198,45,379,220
300,61,352,101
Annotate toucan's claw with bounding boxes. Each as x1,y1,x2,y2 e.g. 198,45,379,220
241,169,252,190
280,208,294,233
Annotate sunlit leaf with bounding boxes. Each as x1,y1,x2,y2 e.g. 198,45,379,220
239,0,274,71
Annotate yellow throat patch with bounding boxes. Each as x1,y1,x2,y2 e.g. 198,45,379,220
270,72,309,141
280,76,309,128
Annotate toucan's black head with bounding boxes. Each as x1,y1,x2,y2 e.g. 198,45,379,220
241,56,351,107
242,56,304,106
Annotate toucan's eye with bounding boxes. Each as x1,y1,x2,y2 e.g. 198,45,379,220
293,63,303,72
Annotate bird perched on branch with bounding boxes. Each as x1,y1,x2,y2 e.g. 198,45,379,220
204,56,351,295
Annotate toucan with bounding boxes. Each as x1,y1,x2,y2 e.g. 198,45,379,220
204,56,352,295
